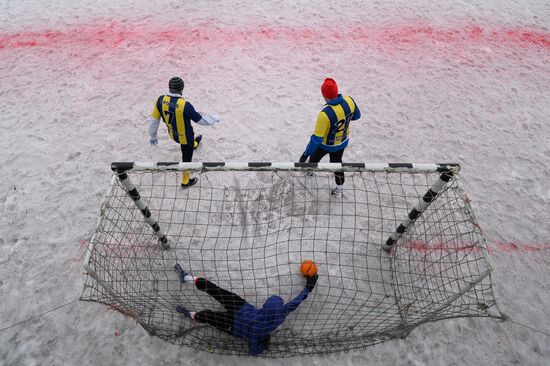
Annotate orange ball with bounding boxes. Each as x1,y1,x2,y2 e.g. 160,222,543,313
300,260,318,277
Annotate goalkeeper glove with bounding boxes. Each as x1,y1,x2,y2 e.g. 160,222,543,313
149,138,158,146
299,154,308,163
210,114,221,124
197,114,221,126
305,274,318,292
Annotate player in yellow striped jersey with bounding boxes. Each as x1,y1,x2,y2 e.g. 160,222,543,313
147,77,221,188
299,78,361,196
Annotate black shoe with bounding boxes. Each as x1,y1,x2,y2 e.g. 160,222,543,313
181,177,198,189
193,134,202,150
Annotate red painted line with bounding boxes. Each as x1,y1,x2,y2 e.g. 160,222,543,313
401,241,550,254
1,21,549,52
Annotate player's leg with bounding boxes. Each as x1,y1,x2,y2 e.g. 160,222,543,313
195,278,247,313
305,148,328,177
180,143,197,188
174,266,240,332
308,148,329,163
194,310,235,334
329,148,345,195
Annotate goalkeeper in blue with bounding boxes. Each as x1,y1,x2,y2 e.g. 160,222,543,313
147,77,221,188
174,263,318,356
299,78,361,196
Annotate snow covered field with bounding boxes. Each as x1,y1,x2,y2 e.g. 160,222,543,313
1,0,549,365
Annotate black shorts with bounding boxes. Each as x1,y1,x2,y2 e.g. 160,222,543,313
308,147,345,185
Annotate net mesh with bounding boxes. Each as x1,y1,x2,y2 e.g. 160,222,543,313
81,168,503,357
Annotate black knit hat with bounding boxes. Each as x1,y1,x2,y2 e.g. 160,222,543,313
169,77,184,92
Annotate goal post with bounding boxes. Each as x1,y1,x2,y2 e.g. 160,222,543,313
382,170,455,254
81,161,503,357
112,169,169,249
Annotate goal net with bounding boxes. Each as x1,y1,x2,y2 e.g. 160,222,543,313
81,162,504,357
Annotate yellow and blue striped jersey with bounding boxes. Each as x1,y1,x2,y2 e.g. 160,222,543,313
303,94,361,157
151,95,202,145
314,95,359,147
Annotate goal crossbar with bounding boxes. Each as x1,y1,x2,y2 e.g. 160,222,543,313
111,161,461,173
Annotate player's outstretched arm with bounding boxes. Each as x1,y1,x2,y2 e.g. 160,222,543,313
196,114,221,126
283,274,318,315
185,102,221,126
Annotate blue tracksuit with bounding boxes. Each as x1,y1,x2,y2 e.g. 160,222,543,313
233,287,311,355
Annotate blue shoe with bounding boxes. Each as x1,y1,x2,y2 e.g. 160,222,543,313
176,305,192,318
174,263,188,283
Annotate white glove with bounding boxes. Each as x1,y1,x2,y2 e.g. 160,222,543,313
197,114,221,126
210,114,221,124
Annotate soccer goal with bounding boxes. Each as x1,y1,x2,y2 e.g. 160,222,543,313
81,161,505,357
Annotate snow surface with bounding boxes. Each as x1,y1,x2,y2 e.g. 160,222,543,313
0,0,549,365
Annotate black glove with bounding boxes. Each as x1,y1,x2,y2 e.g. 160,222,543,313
305,274,318,292
299,154,308,163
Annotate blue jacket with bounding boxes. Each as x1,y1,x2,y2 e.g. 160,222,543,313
232,287,311,355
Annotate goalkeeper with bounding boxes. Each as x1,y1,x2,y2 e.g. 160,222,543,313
299,78,361,196
147,76,221,188
174,263,318,356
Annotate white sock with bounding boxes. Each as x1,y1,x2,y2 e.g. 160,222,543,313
184,275,196,283
334,185,343,193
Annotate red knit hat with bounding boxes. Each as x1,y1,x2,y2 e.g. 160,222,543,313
321,78,338,100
